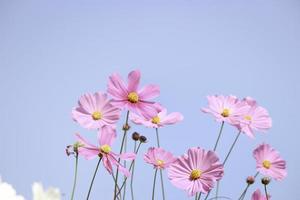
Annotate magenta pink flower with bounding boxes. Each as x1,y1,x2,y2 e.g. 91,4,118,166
107,70,160,117
76,126,136,177
72,92,120,130
253,143,287,180
168,147,224,196
202,95,250,126
130,107,183,128
144,147,177,169
251,189,270,200
237,97,272,138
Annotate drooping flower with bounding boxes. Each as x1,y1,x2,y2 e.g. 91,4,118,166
130,107,183,128
168,147,224,196
72,92,120,130
251,189,270,200
237,97,272,138
32,182,61,200
253,143,287,180
107,70,160,117
144,147,177,169
0,178,24,200
76,126,136,177
201,95,250,126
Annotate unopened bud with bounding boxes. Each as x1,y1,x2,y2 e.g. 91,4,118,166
123,124,130,131
246,176,255,184
261,177,271,185
139,135,147,143
132,132,140,141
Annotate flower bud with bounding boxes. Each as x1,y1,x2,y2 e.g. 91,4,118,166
132,132,140,141
261,177,271,185
123,124,131,131
139,135,147,143
246,176,255,184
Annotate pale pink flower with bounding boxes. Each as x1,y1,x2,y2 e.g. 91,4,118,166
202,95,250,125
72,92,120,130
251,189,270,200
130,107,183,128
144,147,177,169
253,143,287,180
168,147,224,196
237,97,272,138
76,126,136,177
107,70,160,117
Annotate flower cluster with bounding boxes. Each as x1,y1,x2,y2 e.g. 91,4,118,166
66,70,287,200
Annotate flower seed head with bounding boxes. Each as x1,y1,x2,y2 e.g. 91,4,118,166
132,132,140,141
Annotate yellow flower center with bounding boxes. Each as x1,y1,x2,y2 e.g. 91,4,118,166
127,92,139,103
221,108,230,117
100,144,111,154
156,159,164,167
263,160,272,169
244,115,252,121
190,169,202,180
92,111,102,120
152,116,160,124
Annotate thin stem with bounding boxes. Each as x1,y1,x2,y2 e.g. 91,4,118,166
155,128,160,147
122,133,128,200
222,131,241,166
195,193,198,200
114,111,130,200
155,128,166,200
70,154,78,200
197,192,202,200
215,181,220,200
159,169,166,200
238,172,259,200
152,169,158,200
213,122,225,151
86,157,102,200
205,131,241,200
111,174,121,200
264,185,269,200
130,141,137,200
116,142,143,197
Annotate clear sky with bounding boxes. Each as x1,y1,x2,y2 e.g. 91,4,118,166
0,0,299,199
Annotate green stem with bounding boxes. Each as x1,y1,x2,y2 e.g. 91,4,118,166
86,157,102,200
130,141,137,200
114,111,130,200
197,192,202,200
222,131,241,166
159,169,166,200
238,172,259,200
122,133,128,200
213,122,225,200
213,122,224,151
116,142,142,197
155,128,166,200
152,169,158,200
205,131,241,200
264,185,269,200
195,193,198,200
70,154,78,200
155,128,160,147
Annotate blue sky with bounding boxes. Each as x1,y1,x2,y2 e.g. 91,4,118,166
0,0,299,199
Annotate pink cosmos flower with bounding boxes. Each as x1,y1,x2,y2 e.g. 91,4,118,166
72,92,120,130
168,147,224,196
237,97,272,138
76,126,136,177
130,107,183,128
144,147,177,169
201,95,250,126
107,70,160,117
253,143,287,180
251,189,270,200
